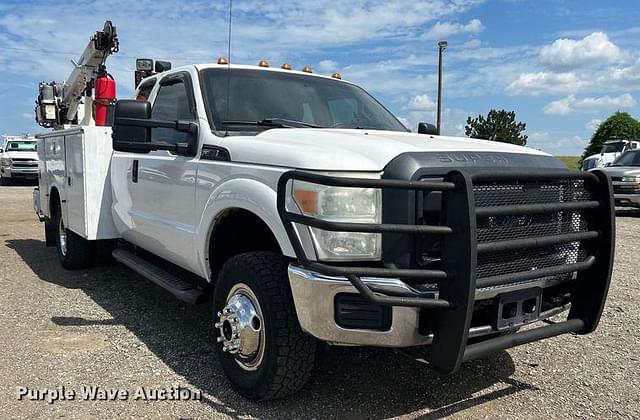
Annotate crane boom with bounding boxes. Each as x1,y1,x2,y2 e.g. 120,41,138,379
35,20,119,129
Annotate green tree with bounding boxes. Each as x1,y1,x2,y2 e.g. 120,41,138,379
581,112,640,160
465,110,528,146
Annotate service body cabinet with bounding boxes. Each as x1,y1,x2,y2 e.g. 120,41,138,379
36,126,120,240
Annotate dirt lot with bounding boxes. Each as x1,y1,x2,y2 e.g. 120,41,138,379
0,185,638,419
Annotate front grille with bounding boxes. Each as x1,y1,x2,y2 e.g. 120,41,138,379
473,178,592,286
418,175,599,289
613,185,640,195
12,161,37,168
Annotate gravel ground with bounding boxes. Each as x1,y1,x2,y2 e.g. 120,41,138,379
0,185,639,419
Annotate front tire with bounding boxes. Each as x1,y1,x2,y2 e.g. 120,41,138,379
0,176,10,186
213,252,316,401
53,203,93,270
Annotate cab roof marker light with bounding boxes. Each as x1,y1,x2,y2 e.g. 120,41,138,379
302,66,313,73
217,57,229,65
331,72,342,79
281,63,292,70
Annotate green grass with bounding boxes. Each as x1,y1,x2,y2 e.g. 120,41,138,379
557,156,581,170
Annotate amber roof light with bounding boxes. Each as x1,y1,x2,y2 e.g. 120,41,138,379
281,63,292,70
302,66,313,73
331,72,342,79
258,59,270,67
217,57,228,65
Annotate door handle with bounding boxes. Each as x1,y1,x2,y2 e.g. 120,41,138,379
132,160,139,183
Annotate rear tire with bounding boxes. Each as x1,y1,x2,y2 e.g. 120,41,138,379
52,203,93,270
213,252,316,401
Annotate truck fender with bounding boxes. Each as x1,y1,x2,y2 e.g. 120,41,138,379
195,177,295,281
48,183,67,219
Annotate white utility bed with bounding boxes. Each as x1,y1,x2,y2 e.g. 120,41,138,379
36,126,120,240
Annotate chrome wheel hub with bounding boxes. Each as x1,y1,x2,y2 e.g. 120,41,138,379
216,284,265,371
58,217,67,256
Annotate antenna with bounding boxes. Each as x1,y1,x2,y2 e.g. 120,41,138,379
225,0,233,135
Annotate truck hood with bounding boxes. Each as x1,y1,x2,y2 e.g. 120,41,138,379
4,151,38,160
599,166,640,177
221,128,549,171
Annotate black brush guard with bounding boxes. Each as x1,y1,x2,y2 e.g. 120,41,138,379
276,169,615,374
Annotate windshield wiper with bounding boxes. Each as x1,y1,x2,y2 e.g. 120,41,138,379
221,118,323,129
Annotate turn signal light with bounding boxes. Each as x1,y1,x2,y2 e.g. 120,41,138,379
302,66,313,73
258,59,270,67
281,63,292,70
217,57,228,65
331,72,342,79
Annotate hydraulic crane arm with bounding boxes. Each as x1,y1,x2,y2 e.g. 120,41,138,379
35,21,119,129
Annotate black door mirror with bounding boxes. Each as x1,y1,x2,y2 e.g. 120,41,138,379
155,60,172,73
112,100,152,153
418,122,438,135
112,99,199,156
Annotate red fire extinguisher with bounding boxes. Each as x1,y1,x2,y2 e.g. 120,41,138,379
95,68,116,126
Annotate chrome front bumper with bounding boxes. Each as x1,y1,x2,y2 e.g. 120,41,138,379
288,265,572,348
2,166,38,178
288,265,497,347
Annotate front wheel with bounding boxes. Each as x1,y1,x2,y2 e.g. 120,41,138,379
53,204,93,270
213,252,316,401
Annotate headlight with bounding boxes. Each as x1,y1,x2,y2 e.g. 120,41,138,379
292,177,381,261
1,157,11,167
621,176,640,183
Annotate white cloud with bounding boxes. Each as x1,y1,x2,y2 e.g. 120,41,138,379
539,32,625,69
586,119,602,131
317,59,338,72
543,93,636,116
527,132,586,155
423,19,484,40
506,72,587,96
406,94,436,112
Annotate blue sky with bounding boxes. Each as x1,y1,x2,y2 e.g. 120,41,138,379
1,0,639,155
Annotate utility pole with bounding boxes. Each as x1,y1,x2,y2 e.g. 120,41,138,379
436,40,448,135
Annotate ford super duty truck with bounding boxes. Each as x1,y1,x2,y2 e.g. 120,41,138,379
34,60,616,401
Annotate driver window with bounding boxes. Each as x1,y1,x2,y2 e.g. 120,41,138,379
151,77,195,145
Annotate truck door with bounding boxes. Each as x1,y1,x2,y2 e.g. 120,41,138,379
125,72,199,269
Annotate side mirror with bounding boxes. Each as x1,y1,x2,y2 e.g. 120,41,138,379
155,60,172,73
0,149,3,153
113,99,151,151
112,99,198,156
418,122,438,135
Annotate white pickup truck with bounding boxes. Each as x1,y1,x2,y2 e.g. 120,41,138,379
35,61,616,401
1,135,39,185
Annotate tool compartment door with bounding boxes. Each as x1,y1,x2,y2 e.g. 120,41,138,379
64,131,87,236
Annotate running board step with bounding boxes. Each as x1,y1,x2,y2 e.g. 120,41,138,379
112,249,206,304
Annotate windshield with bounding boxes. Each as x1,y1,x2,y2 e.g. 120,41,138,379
612,150,640,166
601,142,625,153
6,141,36,152
200,68,407,133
